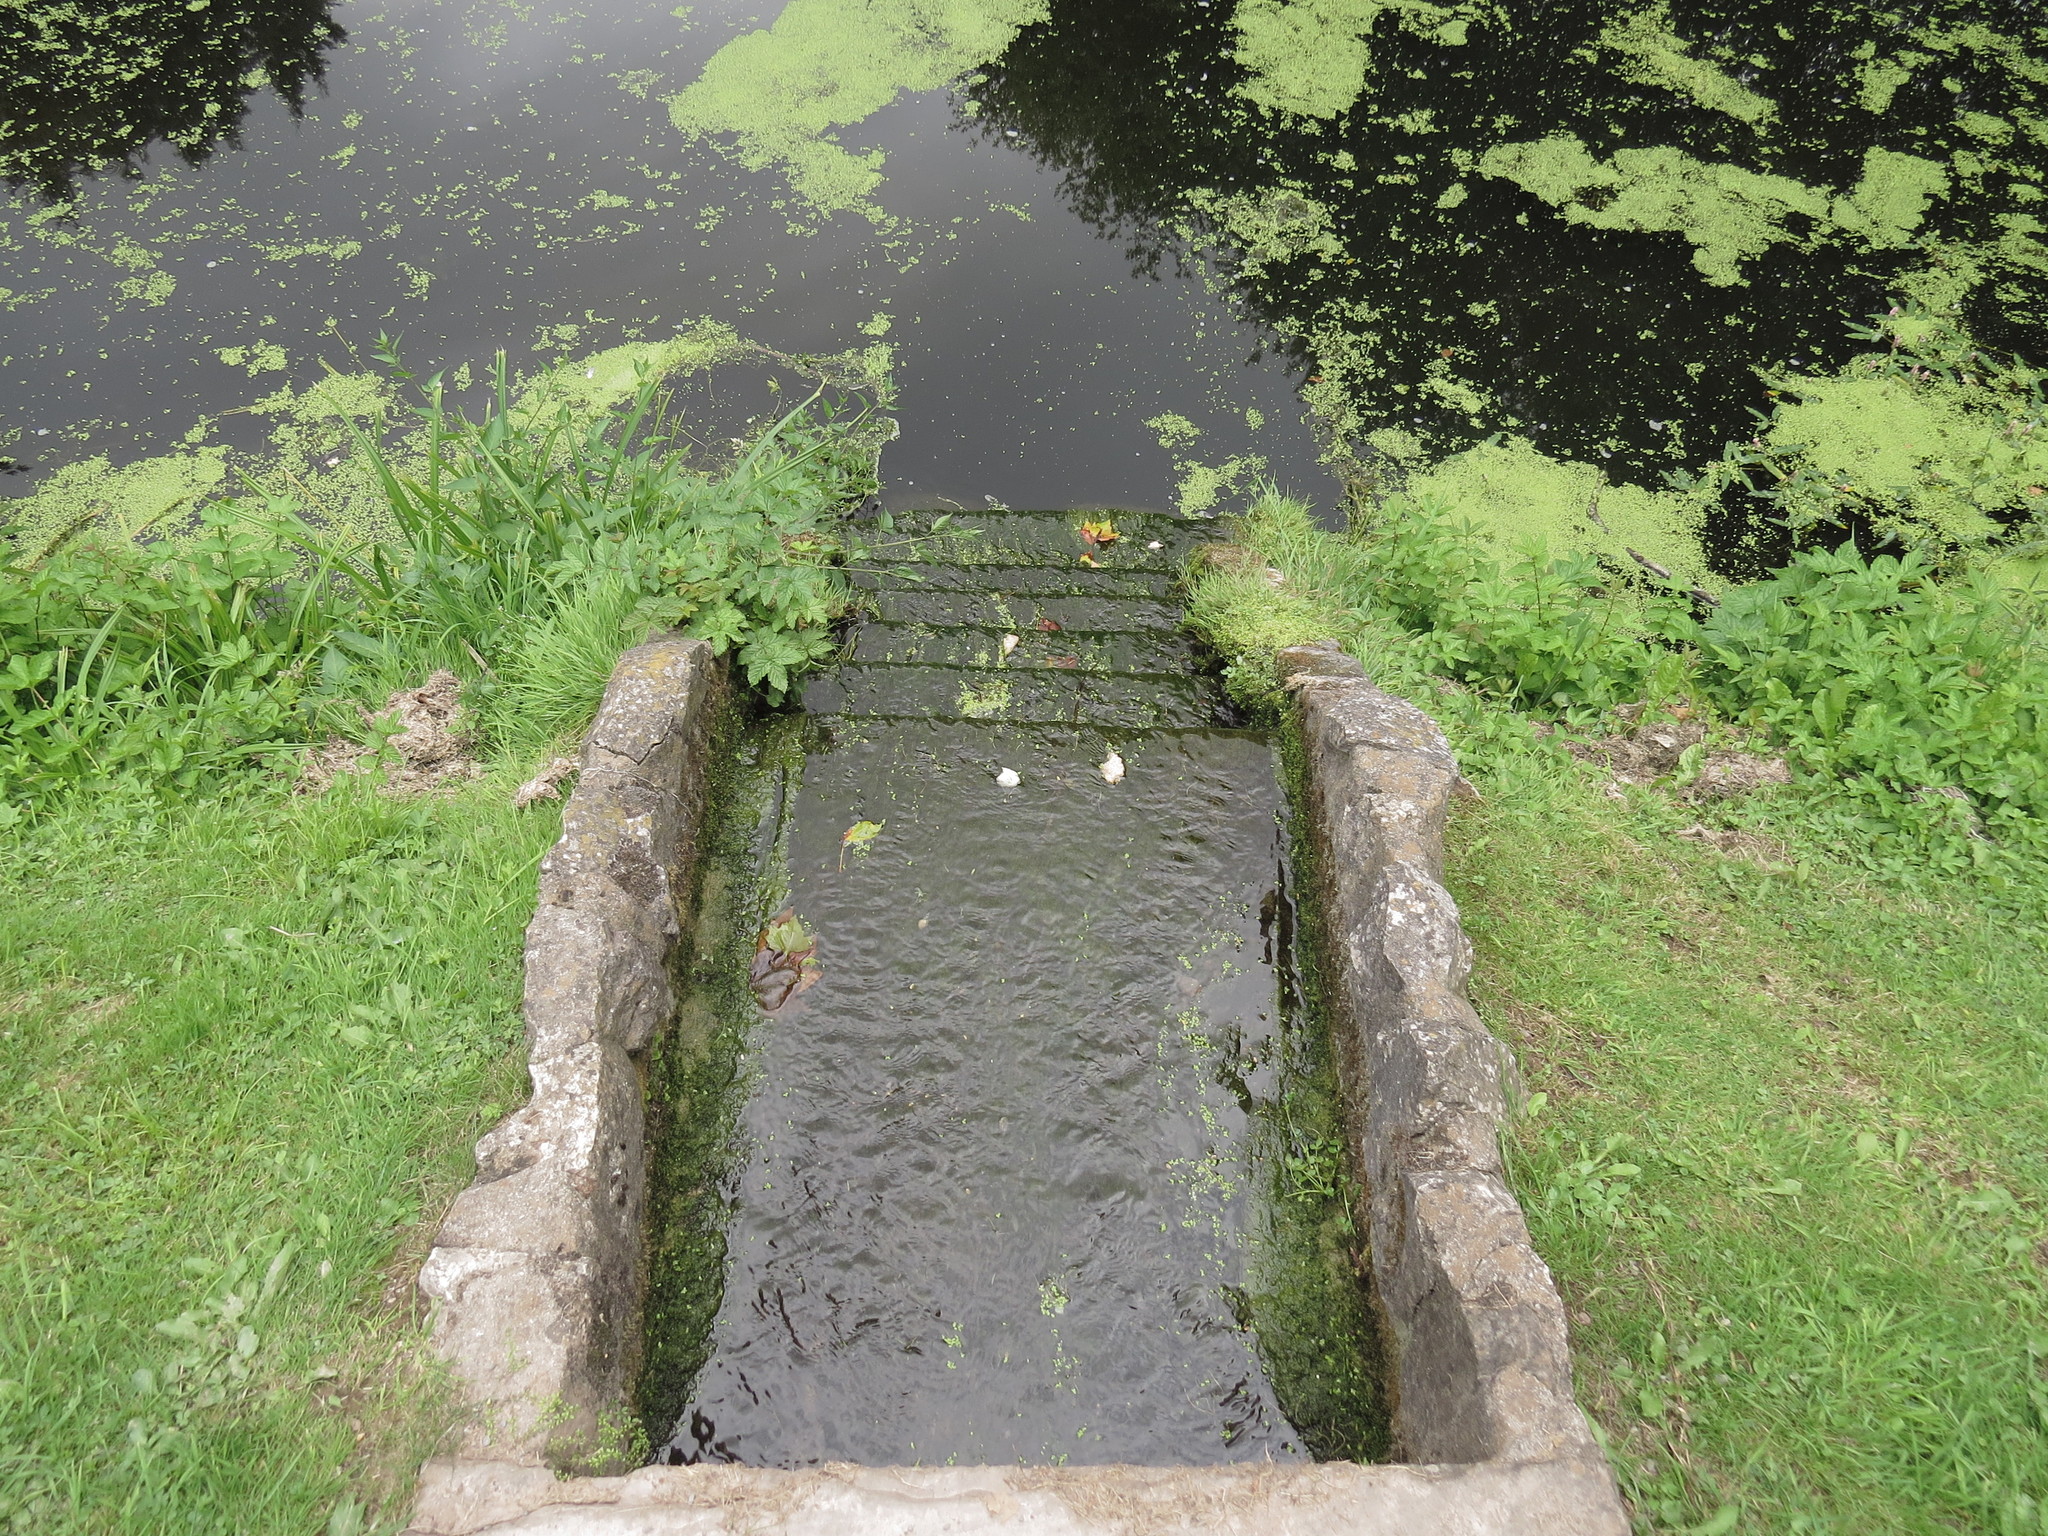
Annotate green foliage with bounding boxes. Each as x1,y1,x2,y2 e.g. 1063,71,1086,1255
1360,493,1693,715
325,353,875,701
1191,488,2048,879
0,776,557,1533
1460,750,2048,1534
481,574,645,760
1692,544,2048,848
0,507,361,803
0,348,883,809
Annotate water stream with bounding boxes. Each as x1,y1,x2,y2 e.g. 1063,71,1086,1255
640,509,1387,1467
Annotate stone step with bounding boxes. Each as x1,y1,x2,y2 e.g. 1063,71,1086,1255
869,588,1186,634
856,509,1211,571
801,663,1224,731
851,561,1174,601
850,622,1199,676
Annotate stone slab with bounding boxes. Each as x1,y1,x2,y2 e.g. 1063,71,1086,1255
418,635,724,1469
406,1457,1626,1535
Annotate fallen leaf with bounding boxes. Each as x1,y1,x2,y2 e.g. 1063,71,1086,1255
1079,518,1119,547
1000,633,1019,656
1035,617,1062,632
753,908,820,1012
1046,655,1079,669
760,909,813,958
839,819,885,870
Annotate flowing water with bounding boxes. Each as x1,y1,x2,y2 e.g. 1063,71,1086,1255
640,509,1386,1467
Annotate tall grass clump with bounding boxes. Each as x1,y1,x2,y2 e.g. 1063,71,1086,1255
0,349,886,808
1191,488,2048,893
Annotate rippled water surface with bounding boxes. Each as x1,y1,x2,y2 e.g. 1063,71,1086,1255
640,507,1386,1467
666,719,1305,1465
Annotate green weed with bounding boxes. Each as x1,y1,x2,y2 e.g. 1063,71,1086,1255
0,347,886,808
1188,489,2048,1533
1193,489,2048,893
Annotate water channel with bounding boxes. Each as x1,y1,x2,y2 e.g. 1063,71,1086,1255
640,507,1386,1466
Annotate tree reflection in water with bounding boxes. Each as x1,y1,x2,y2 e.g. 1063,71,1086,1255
3,0,344,202
964,0,2047,534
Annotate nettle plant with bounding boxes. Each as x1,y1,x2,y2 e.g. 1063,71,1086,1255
1358,493,1693,717
1691,543,2048,846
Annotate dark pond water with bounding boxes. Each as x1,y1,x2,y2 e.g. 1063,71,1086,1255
6,0,2043,560
0,0,1325,515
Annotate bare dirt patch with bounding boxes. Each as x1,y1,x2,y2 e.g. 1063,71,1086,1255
1570,711,1790,801
301,672,483,796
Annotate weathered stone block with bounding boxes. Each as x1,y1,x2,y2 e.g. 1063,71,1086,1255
417,635,724,1470
1280,639,1622,1521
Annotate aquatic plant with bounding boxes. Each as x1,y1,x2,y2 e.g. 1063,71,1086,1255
969,0,2048,558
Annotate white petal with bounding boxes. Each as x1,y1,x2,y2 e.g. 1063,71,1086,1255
995,767,1021,788
1100,751,1125,785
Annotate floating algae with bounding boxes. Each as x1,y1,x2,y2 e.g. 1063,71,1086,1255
1475,137,1947,287
1229,0,1477,120
667,0,1052,221
4,324,755,557
1597,3,1776,127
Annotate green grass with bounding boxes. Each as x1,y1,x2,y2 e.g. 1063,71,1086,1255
0,772,560,1534
0,342,888,1532
1187,495,2048,1534
1460,746,2048,1534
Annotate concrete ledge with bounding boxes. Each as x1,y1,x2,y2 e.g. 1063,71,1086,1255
1276,640,1624,1526
418,636,725,1468
406,1456,1628,1535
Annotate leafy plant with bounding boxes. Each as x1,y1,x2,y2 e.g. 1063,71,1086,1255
1361,493,1693,716
1,343,890,808
319,352,880,701
1690,541,2048,851
0,507,359,801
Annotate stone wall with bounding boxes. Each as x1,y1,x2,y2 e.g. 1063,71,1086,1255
1277,640,1618,1499
401,633,1630,1534
417,635,724,1469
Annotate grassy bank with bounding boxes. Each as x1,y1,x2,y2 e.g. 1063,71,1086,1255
1,775,554,1533
0,346,884,1533
1187,495,2048,1534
